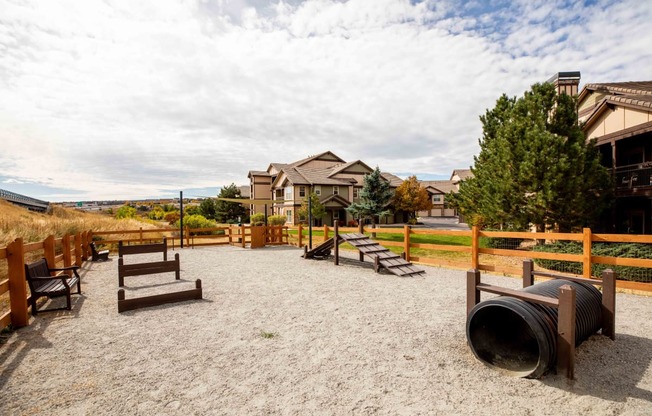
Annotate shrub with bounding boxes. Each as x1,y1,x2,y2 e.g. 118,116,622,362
250,213,265,226
174,214,217,235
347,220,358,227
533,241,652,282
115,205,137,219
268,215,287,226
480,228,524,250
148,207,165,220
164,212,180,225
184,206,201,216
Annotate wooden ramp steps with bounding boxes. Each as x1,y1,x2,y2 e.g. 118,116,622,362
339,233,426,277
303,237,335,259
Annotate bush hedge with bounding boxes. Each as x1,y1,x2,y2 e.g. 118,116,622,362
532,241,652,282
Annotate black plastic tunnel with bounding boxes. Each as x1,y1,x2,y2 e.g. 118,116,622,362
466,279,603,378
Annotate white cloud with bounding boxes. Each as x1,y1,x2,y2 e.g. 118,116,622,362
0,0,651,201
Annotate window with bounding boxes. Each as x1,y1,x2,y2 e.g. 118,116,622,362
285,186,292,200
299,186,306,197
314,186,321,196
333,186,339,196
433,195,442,203
353,187,361,199
333,211,339,219
286,210,292,223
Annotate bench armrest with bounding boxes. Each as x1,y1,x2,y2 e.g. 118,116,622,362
48,266,80,278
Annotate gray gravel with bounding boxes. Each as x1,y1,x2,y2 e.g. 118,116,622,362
1,245,651,415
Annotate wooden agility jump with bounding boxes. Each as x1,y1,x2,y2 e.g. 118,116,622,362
117,238,179,287
119,237,168,261
117,279,203,313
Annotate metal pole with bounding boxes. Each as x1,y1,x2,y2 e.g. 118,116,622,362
180,191,184,248
308,191,313,250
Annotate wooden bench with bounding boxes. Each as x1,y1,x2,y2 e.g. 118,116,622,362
90,242,109,261
24,258,81,314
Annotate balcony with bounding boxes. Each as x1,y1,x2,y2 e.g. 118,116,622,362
615,163,652,195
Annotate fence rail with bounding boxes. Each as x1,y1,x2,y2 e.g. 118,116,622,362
3,224,651,333
0,225,289,332
286,225,652,293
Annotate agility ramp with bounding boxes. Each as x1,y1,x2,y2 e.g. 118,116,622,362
304,233,425,277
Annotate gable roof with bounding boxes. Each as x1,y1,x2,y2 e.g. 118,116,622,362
450,169,473,182
422,180,457,194
289,151,346,168
578,81,652,129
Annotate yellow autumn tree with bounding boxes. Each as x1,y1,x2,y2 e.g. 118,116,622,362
393,176,433,222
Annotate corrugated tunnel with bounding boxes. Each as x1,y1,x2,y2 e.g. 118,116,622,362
466,279,603,378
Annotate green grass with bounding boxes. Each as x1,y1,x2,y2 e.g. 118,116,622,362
260,331,278,339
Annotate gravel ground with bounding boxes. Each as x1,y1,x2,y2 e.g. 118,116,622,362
1,245,651,415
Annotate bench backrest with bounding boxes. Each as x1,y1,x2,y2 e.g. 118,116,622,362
24,258,51,292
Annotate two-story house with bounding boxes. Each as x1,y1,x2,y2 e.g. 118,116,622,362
576,80,652,233
248,151,404,226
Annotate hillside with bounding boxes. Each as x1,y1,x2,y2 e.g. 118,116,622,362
0,200,160,248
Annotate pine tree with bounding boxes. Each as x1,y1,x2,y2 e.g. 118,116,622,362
346,167,394,227
215,183,247,224
393,176,433,221
449,82,612,232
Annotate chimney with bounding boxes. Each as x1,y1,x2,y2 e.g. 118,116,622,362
546,71,581,95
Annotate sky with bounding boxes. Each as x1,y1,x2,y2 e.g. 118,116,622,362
1,0,651,202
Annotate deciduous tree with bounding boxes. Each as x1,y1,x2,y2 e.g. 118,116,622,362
393,176,433,221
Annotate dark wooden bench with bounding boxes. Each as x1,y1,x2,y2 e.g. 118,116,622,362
24,258,81,314
90,242,109,261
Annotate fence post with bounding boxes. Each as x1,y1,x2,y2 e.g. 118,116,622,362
334,222,339,266
81,231,88,261
62,234,72,276
582,228,592,278
241,224,246,248
601,269,616,340
557,284,577,380
43,235,56,271
471,226,479,269
298,223,303,248
466,269,481,317
185,226,190,248
522,259,534,288
7,238,29,328
324,225,329,241
403,225,411,262
139,227,143,244
74,232,82,266
358,221,364,262
86,230,93,259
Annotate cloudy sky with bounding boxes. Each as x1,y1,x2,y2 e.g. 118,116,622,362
1,0,651,202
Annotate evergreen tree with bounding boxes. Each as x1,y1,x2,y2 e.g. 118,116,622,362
393,176,433,221
215,183,247,224
199,198,217,220
297,192,326,224
346,167,394,227
449,82,612,232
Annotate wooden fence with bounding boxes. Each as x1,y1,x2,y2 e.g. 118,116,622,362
4,223,651,332
287,225,652,293
0,225,289,332
0,231,94,330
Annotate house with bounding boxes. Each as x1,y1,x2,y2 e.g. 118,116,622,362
418,169,473,218
575,78,652,233
248,151,405,226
